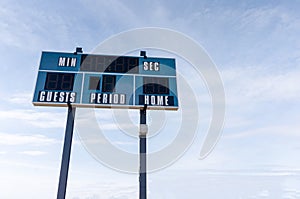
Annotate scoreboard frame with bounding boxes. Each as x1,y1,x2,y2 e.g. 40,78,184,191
33,51,179,110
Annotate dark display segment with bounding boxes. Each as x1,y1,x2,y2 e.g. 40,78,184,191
80,55,139,74
44,72,75,91
89,76,100,90
102,75,116,93
143,77,169,94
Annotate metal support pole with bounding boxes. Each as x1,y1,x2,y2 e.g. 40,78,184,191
139,106,147,199
57,104,76,199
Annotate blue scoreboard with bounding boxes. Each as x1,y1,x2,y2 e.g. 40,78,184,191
33,51,179,110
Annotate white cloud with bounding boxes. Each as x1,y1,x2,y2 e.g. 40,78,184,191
222,67,300,103
0,1,78,51
68,181,137,199
5,92,32,104
78,0,144,28
224,116,252,129
238,5,300,33
258,189,269,197
0,109,66,128
238,6,280,30
224,124,300,139
0,132,57,146
192,168,300,177
148,168,300,199
19,150,47,156
113,141,136,146
282,188,300,199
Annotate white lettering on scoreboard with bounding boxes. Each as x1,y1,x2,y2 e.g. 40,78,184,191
58,57,77,67
90,93,126,104
39,91,76,103
143,61,160,71
139,95,174,106
144,95,169,106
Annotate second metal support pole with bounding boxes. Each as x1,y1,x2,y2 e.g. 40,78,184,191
139,107,147,199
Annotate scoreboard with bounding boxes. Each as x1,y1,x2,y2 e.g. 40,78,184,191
33,51,179,110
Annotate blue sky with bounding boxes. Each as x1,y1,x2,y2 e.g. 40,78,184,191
1,0,300,199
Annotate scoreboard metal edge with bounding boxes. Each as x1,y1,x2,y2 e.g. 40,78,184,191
32,51,179,110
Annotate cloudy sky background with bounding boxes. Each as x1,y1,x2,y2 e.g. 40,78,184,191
1,0,300,199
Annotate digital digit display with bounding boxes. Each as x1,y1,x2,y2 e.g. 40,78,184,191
102,75,116,93
80,55,139,74
143,77,169,94
44,73,75,91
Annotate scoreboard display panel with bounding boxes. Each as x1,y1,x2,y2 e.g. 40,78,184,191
33,51,179,110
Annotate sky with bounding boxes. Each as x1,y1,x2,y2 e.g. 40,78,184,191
1,0,300,199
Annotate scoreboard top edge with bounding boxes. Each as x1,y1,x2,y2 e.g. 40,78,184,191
39,51,177,75
41,51,176,61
